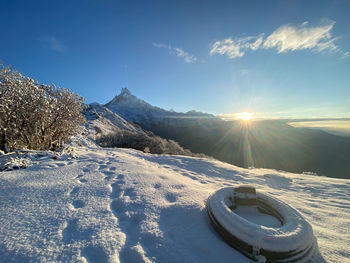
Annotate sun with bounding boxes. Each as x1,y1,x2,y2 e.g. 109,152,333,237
236,112,253,121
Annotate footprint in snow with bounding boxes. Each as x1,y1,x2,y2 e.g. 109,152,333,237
70,186,80,195
154,183,162,189
72,200,85,209
98,164,108,170
165,193,178,203
172,184,185,189
102,171,114,176
188,175,199,181
61,219,93,244
110,181,123,199
81,246,108,263
123,188,137,199
104,172,116,181
104,173,115,181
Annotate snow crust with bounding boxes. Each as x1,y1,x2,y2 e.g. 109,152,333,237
1,144,350,262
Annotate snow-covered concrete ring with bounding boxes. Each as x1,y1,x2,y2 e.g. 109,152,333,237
206,187,318,262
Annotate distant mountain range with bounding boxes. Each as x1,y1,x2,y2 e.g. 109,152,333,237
100,89,350,179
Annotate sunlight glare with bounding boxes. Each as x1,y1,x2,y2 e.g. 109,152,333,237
236,112,253,121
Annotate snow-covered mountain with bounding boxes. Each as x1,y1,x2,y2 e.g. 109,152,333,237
105,88,217,127
85,102,143,136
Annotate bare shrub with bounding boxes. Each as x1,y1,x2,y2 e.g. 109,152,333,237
96,130,203,157
0,67,85,152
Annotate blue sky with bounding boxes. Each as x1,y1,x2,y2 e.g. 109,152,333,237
1,0,349,118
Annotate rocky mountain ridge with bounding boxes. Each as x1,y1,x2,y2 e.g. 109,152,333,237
105,88,217,127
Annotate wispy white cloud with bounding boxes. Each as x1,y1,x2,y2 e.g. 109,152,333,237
39,36,65,52
210,21,348,59
263,21,338,53
153,43,197,63
209,35,264,59
341,51,350,59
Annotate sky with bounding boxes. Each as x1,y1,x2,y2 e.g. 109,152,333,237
1,0,349,119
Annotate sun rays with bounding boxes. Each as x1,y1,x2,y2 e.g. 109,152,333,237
236,112,254,121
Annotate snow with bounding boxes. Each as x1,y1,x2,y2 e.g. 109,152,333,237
85,103,142,136
105,88,217,126
233,206,282,228
207,187,316,259
1,144,350,262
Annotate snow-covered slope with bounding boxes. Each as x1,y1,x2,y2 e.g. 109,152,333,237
82,103,198,157
105,88,216,125
1,143,349,262
85,103,143,136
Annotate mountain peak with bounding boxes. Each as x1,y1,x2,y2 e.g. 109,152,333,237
105,88,153,112
106,88,140,105
120,87,132,96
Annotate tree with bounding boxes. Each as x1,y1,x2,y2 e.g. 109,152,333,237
0,67,85,152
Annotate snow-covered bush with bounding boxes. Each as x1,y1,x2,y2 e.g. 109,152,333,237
0,155,32,171
96,130,203,156
0,67,85,152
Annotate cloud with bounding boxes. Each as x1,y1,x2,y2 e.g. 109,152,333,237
210,21,348,59
342,51,350,59
39,36,65,52
209,35,264,59
153,43,197,63
263,21,338,53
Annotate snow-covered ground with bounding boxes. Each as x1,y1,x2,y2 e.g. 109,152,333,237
1,143,349,263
